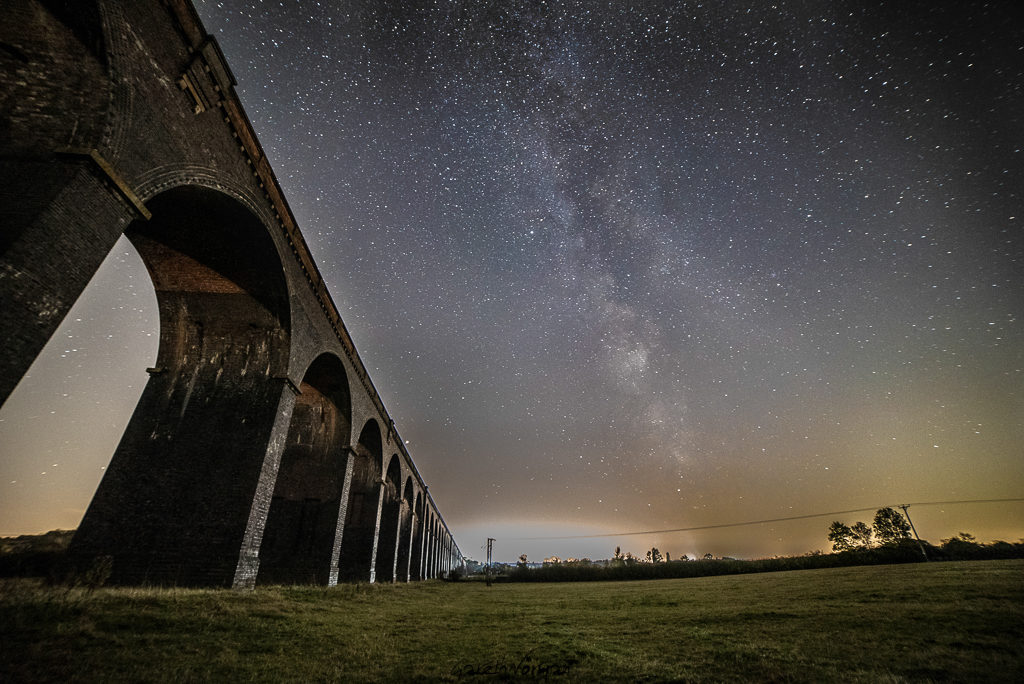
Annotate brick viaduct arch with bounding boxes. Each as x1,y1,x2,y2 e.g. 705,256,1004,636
0,0,463,587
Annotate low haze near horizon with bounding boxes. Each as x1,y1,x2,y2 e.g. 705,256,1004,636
2,0,1022,563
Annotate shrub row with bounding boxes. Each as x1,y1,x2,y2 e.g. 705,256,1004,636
504,539,1024,583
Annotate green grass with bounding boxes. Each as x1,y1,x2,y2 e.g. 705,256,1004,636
2,560,1022,682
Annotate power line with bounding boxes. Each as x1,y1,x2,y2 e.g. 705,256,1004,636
501,497,1024,541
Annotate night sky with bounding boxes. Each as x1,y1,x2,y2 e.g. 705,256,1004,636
2,1,1022,563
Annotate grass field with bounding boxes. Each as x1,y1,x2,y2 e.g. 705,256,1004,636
2,560,1022,681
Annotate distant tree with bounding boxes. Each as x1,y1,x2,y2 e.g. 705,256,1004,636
665,552,671,562
940,532,981,559
702,553,714,561
851,521,874,548
517,554,528,570
613,546,623,561
646,547,664,563
873,507,911,544
828,521,855,551
623,552,638,565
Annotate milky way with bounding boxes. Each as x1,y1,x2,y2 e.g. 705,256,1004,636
2,1,1021,561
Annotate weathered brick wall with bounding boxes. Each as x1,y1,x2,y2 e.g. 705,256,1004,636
1,1,121,397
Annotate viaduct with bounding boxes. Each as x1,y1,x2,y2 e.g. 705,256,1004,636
0,0,463,588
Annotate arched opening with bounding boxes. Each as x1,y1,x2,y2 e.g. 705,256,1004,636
442,535,448,576
337,419,382,581
395,476,415,582
69,185,291,587
421,513,429,580
0,235,157,537
428,516,437,579
257,353,351,585
410,492,424,580
374,454,403,583
438,531,444,577
424,514,432,579
435,519,442,578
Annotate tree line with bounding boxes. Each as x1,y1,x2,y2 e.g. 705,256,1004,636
466,507,1024,583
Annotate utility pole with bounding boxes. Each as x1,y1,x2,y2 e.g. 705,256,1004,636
485,538,494,587
899,504,928,561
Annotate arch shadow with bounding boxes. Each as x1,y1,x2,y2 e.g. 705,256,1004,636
257,352,352,585
395,477,415,582
69,185,291,587
336,419,382,581
410,492,424,581
374,454,403,583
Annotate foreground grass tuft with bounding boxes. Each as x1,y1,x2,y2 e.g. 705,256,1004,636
2,560,1022,681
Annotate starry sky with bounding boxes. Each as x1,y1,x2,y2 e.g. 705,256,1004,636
2,0,1022,563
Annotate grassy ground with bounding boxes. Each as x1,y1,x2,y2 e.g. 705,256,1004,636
2,560,1021,682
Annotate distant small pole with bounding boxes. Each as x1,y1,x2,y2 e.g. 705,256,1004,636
486,538,494,587
900,504,928,561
